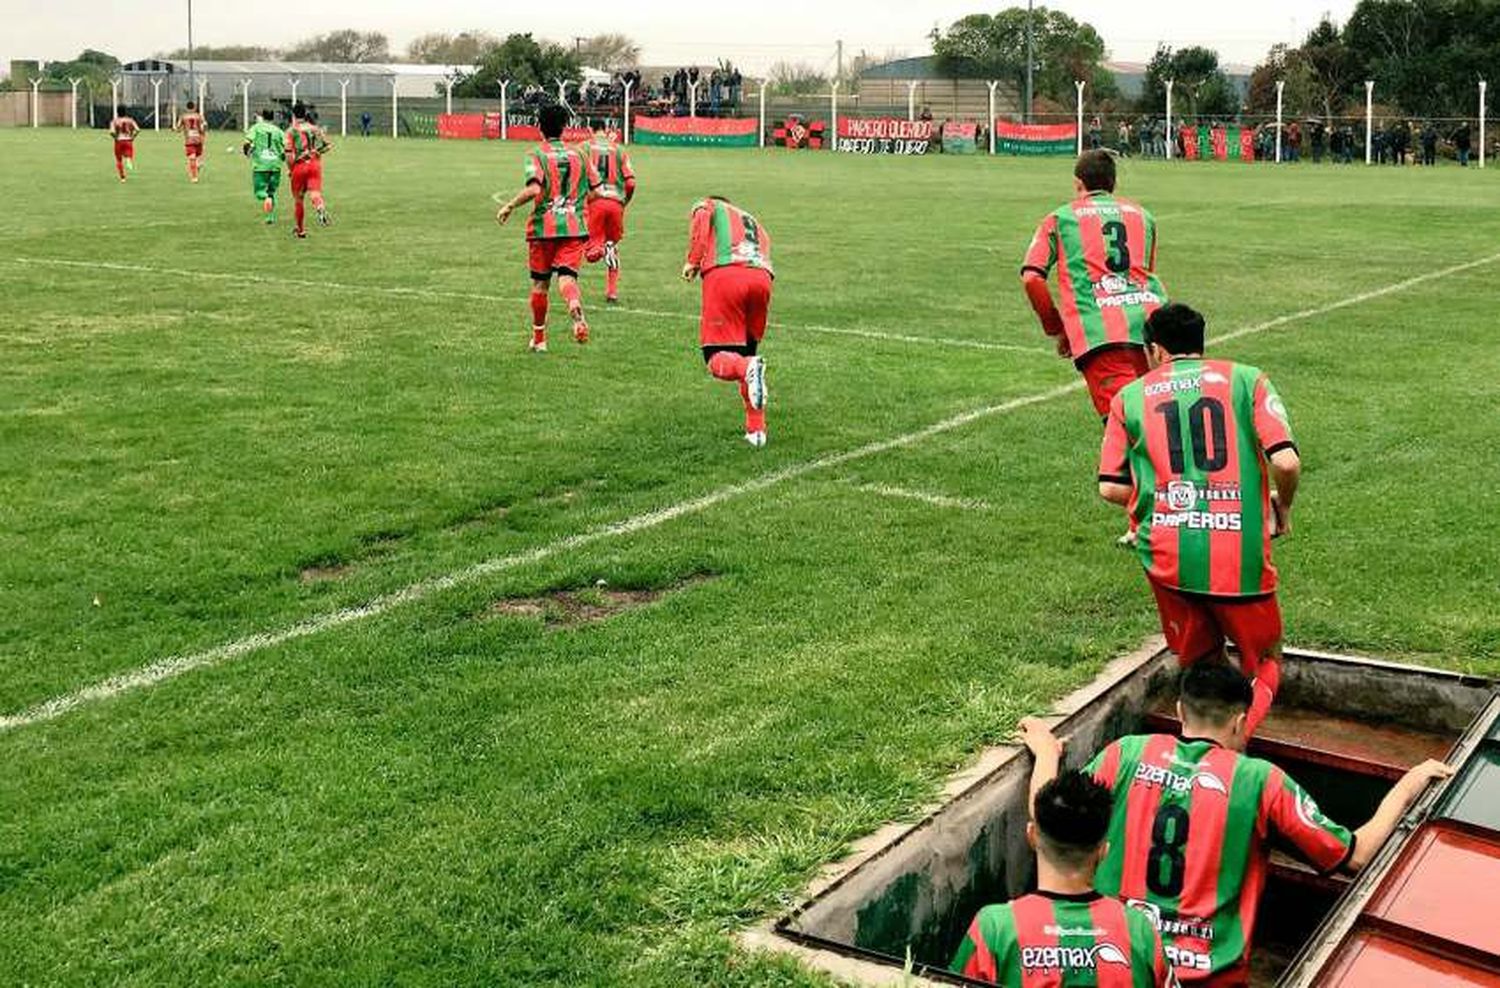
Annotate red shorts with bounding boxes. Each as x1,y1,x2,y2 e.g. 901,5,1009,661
587,198,626,249
700,266,773,348
1079,345,1150,417
528,237,587,279
114,140,135,159
1149,578,1283,680
184,142,204,157
290,160,323,196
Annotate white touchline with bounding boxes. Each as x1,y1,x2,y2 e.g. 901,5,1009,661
853,483,993,512
3,249,1498,732
5,257,1048,356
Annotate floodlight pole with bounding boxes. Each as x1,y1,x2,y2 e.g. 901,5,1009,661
390,79,398,138
197,78,207,114
1165,79,1174,160
688,78,699,118
150,77,164,130
831,79,841,153
240,79,252,130
987,80,999,155
186,0,196,103
499,79,510,140
1025,0,1035,124
1075,79,1085,155
444,75,454,116
1481,80,1488,169
69,78,80,128
758,79,769,148
30,77,41,128
289,77,300,107
622,79,634,143
339,79,350,137
111,76,122,119
907,79,919,122
1275,79,1285,163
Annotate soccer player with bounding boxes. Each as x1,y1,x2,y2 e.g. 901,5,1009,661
1098,303,1299,737
1022,150,1167,420
582,125,636,303
285,103,333,240
1020,665,1452,987
173,101,207,183
109,112,140,182
682,196,772,448
495,103,600,351
242,109,285,224
952,771,1175,987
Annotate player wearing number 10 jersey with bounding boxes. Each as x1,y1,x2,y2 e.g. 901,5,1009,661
1097,304,1300,738
1020,666,1451,988
1022,150,1167,418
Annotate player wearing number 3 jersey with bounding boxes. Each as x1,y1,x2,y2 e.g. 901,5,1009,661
1022,150,1167,419
1020,666,1452,988
1098,304,1299,739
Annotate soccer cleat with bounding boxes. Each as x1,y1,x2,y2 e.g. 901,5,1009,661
744,356,767,410
744,430,768,448
1116,529,1138,548
530,328,547,353
529,338,548,353
294,229,307,239
316,206,331,226
573,322,589,345
605,296,619,305
604,242,619,270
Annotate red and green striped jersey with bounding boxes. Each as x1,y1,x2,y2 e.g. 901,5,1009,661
1099,358,1296,597
285,121,329,163
522,140,600,241
952,892,1174,987
1022,192,1167,360
586,138,635,202
1086,735,1353,985
685,199,774,277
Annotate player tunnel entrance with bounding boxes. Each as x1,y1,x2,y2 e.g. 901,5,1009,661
747,643,1493,987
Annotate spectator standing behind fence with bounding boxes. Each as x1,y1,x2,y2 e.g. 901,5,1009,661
1311,121,1326,163
1454,121,1472,166
1286,121,1302,162
1421,122,1439,166
1117,120,1131,156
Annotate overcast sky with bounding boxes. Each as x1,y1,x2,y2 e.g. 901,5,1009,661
3,0,1359,73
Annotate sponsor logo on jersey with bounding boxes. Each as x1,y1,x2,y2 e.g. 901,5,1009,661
1266,392,1289,425
1202,370,1229,385
1045,924,1107,937
1134,761,1229,794
1021,943,1130,972
1127,900,1216,941
1164,943,1214,972
1098,289,1163,309
1294,790,1333,831
1151,510,1244,532
1166,481,1197,512
1144,376,1203,397
1100,273,1132,294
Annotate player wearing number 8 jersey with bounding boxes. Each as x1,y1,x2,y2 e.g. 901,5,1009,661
1098,304,1299,738
1022,150,1167,418
1019,667,1452,988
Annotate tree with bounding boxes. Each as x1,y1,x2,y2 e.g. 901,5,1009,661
1300,17,1356,119
767,61,827,96
1342,0,1500,117
931,6,1117,103
452,34,581,98
284,29,390,63
163,45,274,61
41,49,118,91
405,31,498,65
576,34,640,72
1247,44,1319,117
1139,45,1240,119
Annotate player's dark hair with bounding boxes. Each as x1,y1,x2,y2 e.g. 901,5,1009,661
260,108,275,122
1074,149,1117,192
1180,662,1254,726
1145,303,1207,355
1033,770,1113,868
291,101,308,120
186,101,196,111
538,102,570,139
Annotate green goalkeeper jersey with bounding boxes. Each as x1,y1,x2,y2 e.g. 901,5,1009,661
244,120,285,173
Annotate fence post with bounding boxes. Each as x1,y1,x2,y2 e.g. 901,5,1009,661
240,79,251,129
1275,79,1285,163
556,78,569,108
1165,79,1174,160
69,78,80,128
197,78,208,117
289,77,300,108
758,80,769,148
500,80,510,140
151,77,163,130
623,79,634,143
986,81,999,155
1074,80,1085,155
907,80,919,122
689,79,699,118
390,79,398,138
831,80,840,153
444,76,453,117
30,78,41,128
339,79,349,137
1481,80,1488,169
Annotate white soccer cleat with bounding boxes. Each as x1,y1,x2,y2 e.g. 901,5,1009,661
1117,529,1138,547
529,338,548,353
744,430,768,448
745,356,767,410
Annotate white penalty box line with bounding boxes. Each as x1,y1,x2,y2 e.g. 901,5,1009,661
6,257,1049,356
3,250,1498,733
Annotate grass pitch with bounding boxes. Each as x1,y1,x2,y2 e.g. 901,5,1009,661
2,128,1498,985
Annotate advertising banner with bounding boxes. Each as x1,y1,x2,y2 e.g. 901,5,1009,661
993,120,1078,156
632,115,759,147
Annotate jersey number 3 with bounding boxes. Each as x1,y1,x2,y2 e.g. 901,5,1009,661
1103,220,1131,273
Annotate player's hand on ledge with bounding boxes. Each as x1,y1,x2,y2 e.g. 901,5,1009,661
1017,716,1066,761
1398,759,1455,798
681,263,699,281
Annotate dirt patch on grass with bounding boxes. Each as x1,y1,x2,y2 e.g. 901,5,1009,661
300,560,355,583
483,575,718,628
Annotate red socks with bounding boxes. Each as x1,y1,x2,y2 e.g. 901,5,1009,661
293,198,305,232
115,157,125,179
606,268,619,299
530,288,549,329
558,279,584,322
706,354,763,432
1245,653,1282,740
